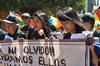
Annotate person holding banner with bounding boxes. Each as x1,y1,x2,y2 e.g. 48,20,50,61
56,7,87,39
33,11,50,40
0,15,26,41
82,13,100,38
21,13,35,40
82,13,100,66
57,7,99,66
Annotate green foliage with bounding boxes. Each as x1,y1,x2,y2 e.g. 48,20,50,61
0,0,86,14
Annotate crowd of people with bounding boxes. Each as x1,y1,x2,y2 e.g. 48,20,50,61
0,7,100,66
0,7,100,40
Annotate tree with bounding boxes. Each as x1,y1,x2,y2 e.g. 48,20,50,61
0,0,86,14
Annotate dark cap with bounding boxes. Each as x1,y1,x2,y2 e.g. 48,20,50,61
81,13,95,23
81,13,95,28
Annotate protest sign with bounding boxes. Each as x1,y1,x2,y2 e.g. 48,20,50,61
0,39,89,66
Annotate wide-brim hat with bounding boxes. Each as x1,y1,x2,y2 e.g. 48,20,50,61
56,7,87,31
34,11,50,30
1,15,19,26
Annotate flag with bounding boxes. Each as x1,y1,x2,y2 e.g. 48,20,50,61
16,14,24,28
48,16,63,29
93,7,100,30
29,19,35,27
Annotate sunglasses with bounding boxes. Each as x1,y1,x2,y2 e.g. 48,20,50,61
22,17,29,19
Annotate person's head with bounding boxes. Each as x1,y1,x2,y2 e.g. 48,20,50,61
33,11,49,31
0,20,2,28
1,15,18,34
22,13,30,26
57,7,86,34
81,13,95,31
0,10,10,20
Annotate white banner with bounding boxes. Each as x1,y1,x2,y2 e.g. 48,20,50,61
0,39,89,66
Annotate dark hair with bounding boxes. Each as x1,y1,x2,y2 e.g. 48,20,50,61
82,13,95,28
75,24,86,33
34,11,50,32
57,7,86,32
57,7,80,21
50,26,56,31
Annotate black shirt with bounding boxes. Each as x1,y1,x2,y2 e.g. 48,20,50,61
63,33,71,39
93,30,100,37
21,25,35,40
7,28,26,40
0,30,6,40
33,29,50,40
